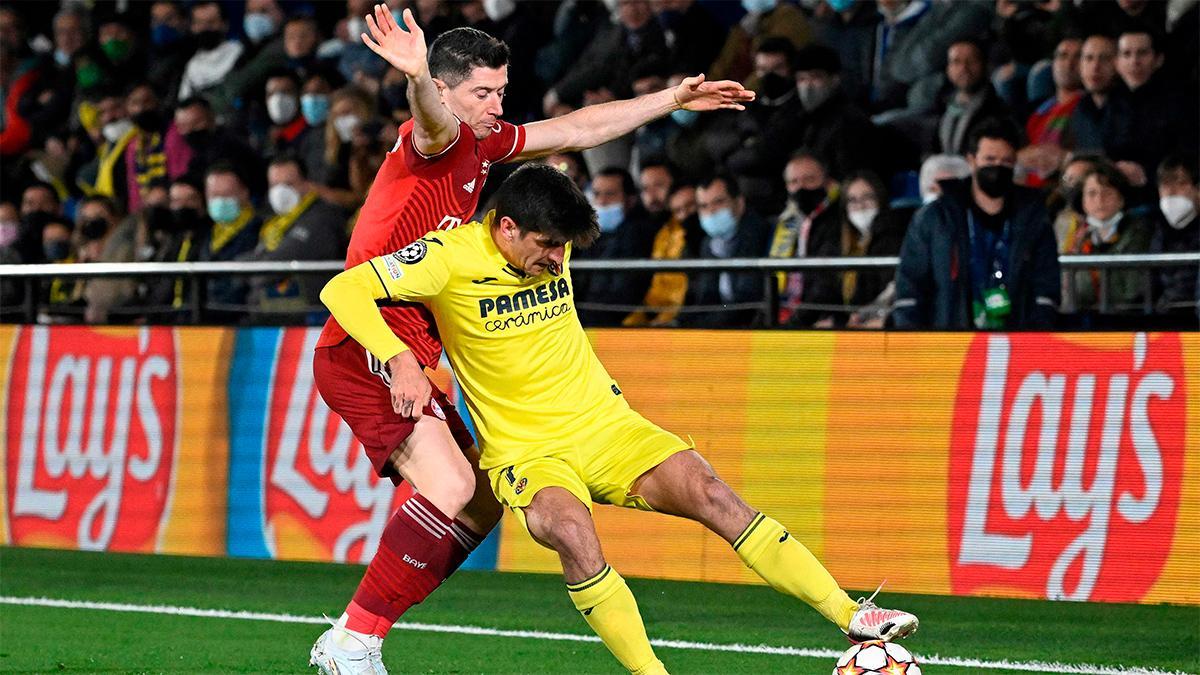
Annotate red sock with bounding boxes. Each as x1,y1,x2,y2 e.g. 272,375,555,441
345,494,484,638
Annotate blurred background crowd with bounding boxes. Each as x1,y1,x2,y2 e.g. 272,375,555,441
1,0,1197,329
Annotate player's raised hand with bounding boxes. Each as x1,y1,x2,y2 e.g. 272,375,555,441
386,350,432,420
361,4,428,80
673,74,756,112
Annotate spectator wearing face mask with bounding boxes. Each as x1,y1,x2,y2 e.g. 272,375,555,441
1150,154,1199,320
199,163,262,318
682,173,771,328
893,118,1059,330
729,44,879,203
624,180,703,327
259,69,310,160
573,167,657,327
244,155,349,319
146,1,194,102
211,12,320,117
20,7,92,148
769,150,841,326
38,214,83,323
1049,153,1102,252
77,196,139,323
76,90,137,204
809,0,880,107
121,82,190,213
138,176,210,321
1061,162,1154,317
175,97,266,198
813,170,908,328
178,2,244,100
309,86,376,210
0,201,22,308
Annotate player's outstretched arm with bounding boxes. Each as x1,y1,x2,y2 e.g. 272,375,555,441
359,3,457,156
513,74,755,161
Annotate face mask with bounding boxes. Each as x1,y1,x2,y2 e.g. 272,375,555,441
301,94,330,125
742,0,778,14
101,38,131,64
827,0,856,11
184,129,213,148
243,13,278,42
699,208,738,239
334,114,361,143
1160,195,1197,229
207,197,240,224
132,109,163,131
797,80,834,111
0,220,18,247
76,61,104,89
595,203,625,233
145,205,175,233
922,192,939,205
848,208,878,234
151,24,182,48
102,118,134,144
267,92,299,124
80,218,109,240
194,29,224,51
791,187,827,214
483,0,517,22
172,207,203,231
671,108,699,127
758,72,793,103
54,49,71,67
269,184,302,214
974,165,1014,198
1086,212,1123,241
44,240,70,261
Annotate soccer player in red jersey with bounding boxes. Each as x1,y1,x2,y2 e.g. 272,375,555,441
310,6,753,672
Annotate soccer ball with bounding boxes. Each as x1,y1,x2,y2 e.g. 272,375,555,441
833,640,922,674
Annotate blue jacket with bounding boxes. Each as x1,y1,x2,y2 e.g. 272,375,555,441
892,179,1059,329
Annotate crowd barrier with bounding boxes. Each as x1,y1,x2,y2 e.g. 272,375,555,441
2,325,1196,605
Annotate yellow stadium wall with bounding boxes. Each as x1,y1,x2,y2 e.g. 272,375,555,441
496,330,1200,606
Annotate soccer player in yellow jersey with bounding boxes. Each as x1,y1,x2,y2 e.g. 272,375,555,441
321,164,918,674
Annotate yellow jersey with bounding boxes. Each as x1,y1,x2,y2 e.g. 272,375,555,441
320,214,628,470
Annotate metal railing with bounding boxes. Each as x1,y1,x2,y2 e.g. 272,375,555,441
2,252,1197,326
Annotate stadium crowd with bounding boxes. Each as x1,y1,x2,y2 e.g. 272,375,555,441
1,0,1197,329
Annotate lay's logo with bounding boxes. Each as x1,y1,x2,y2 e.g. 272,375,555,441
228,328,411,564
948,333,1185,602
4,326,178,552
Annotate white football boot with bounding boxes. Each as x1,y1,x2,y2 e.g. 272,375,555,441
309,621,388,675
845,583,919,643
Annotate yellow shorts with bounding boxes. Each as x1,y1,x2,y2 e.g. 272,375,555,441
488,409,691,531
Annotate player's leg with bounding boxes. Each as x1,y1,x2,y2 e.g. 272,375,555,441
632,450,917,642
492,462,666,675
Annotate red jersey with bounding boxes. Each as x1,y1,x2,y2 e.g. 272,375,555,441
317,118,526,365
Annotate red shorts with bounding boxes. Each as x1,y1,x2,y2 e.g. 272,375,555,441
313,338,475,484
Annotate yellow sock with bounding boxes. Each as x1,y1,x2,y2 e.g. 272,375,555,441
733,513,859,631
567,565,667,674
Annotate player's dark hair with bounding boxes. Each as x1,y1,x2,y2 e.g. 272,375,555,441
428,28,510,88
493,164,599,249
966,116,1022,155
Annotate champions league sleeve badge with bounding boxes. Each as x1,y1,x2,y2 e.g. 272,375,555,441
393,240,428,264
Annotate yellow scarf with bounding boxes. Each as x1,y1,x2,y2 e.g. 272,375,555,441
210,207,256,253
260,192,318,252
86,126,138,198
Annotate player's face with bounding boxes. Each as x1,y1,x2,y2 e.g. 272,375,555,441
442,65,508,140
498,216,565,276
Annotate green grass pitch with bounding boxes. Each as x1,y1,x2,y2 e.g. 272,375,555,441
1,546,1196,674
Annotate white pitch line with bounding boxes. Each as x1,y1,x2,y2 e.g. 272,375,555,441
0,596,1189,675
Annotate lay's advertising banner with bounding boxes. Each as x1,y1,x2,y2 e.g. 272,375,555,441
2,326,1197,605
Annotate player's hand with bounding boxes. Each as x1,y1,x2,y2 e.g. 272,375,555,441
386,350,431,420
361,4,428,80
673,74,756,112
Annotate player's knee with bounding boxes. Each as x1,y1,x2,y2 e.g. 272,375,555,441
541,513,593,554
695,475,738,515
424,467,476,517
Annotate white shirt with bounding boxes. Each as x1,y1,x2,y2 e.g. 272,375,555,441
179,40,244,98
